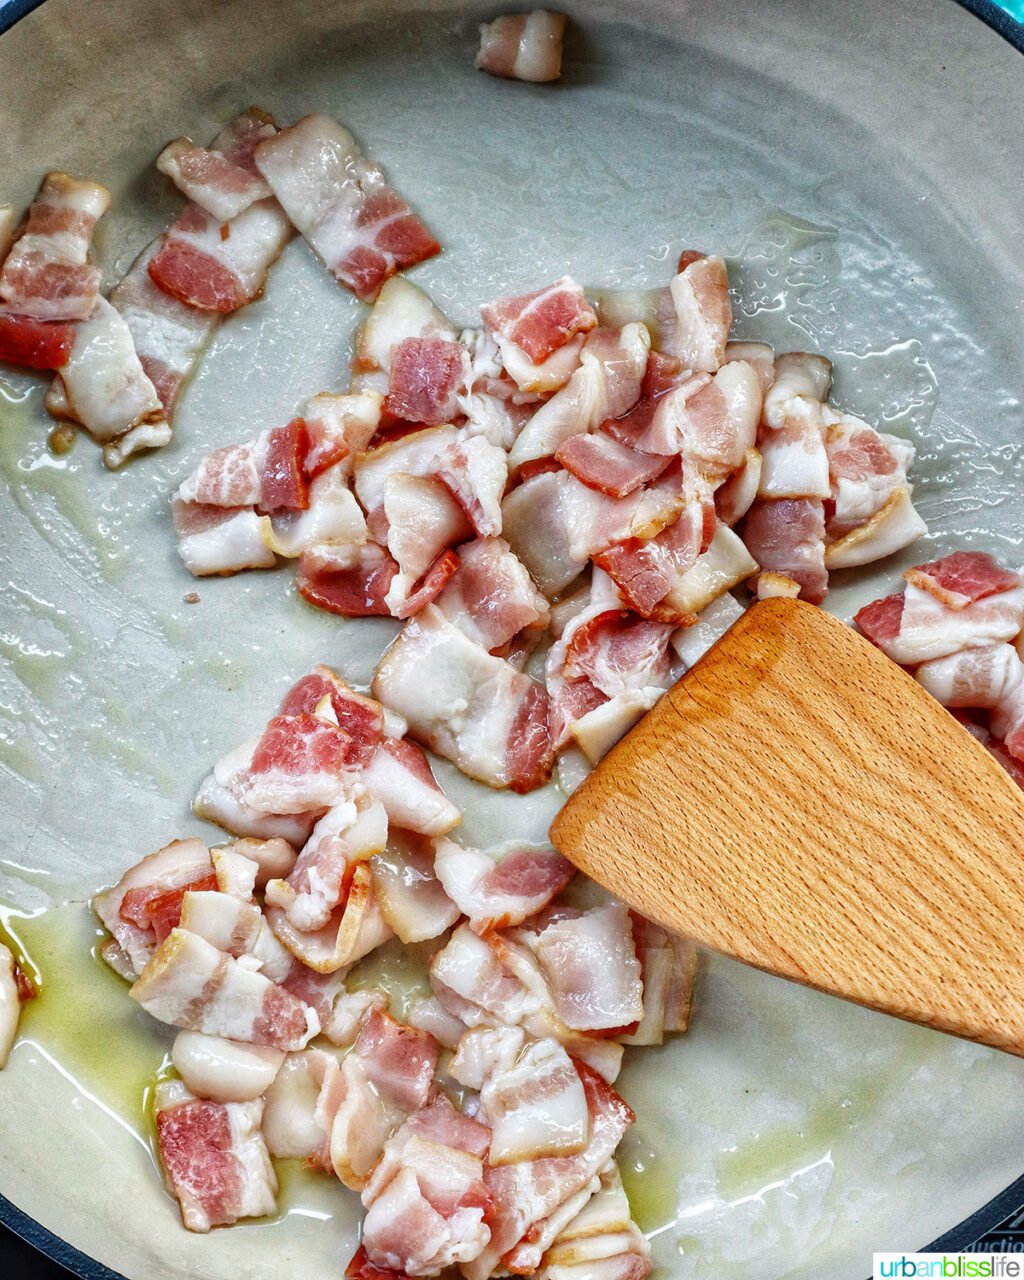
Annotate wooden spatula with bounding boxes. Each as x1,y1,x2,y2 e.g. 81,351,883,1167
550,596,1024,1056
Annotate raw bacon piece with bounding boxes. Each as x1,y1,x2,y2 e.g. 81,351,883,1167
593,501,709,620
303,389,383,478
177,890,292,983
742,499,828,605
373,606,554,792
536,1162,652,1280
855,580,1024,665
562,611,674,698
658,523,758,616
501,470,588,598
664,254,731,373
354,425,463,519
154,1080,277,1232
356,1007,440,1113
267,861,393,974
353,276,457,391
298,542,399,617
148,197,292,313
130,928,320,1050
254,114,440,302
638,360,761,477
480,1037,589,1165
671,591,745,669
433,435,509,538
476,10,569,82
823,486,928,571
244,712,355,815
482,276,596,366
556,431,671,499
465,1063,635,1280
823,410,915,536
174,503,278,576
0,172,109,321
157,138,273,222
762,350,832,428
385,337,469,426
109,242,219,422
261,465,368,558
533,902,644,1032
359,1163,489,1275
724,339,775,392
194,743,322,848
94,838,213,979
261,1049,334,1160
280,666,385,766
433,840,575,933
363,736,461,836
259,419,310,511
370,829,461,943
266,798,387,932
177,438,264,507
757,352,832,500
431,924,542,1029
171,1031,284,1104
0,314,74,370
620,920,697,1047
380,471,470,614
435,536,549,651
125,872,219,944
509,325,650,468
915,644,1023,710
50,297,163,444
904,550,1021,611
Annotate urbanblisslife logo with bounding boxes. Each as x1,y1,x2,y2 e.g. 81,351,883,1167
874,1257,1024,1278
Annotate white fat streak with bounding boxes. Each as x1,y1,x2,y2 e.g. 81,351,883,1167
178,509,278,576
59,297,162,442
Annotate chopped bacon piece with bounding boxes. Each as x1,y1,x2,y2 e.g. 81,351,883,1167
371,829,460,943
562,610,674,698
130,928,319,1050
435,536,549,651
154,1080,277,1232
433,435,509,538
259,419,310,511
854,579,1024,665
148,197,292,313
593,502,707,620
373,605,554,791
534,902,643,1032
476,9,568,83
356,1007,440,1113
556,431,671,498
173,503,277,577
385,337,469,426
363,736,461,837
664,253,731,373
536,1162,652,1279
121,871,219,944
280,666,385,766
433,840,575,933
0,313,74,370
345,1247,407,1280
638,360,761,475
245,712,353,814
303,390,382,478
267,860,393,974
0,172,109,321
854,592,905,649
177,890,292,984
904,551,1021,611
482,276,595,365
255,114,440,302
742,498,828,605
395,549,461,620
297,543,399,618
916,644,1023,710
157,137,272,222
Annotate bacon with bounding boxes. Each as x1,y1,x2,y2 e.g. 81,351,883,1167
259,419,310,511
266,797,388,932
620,920,697,1046
157,137,273,222
501,470,589,598
433,435,509,538
535,1162,652,1280
385,336,469,426
254,114,440,302
123,871,218,944
476,10,569,82
266,861,393,973
855,579,1024,666
763,350,832,427
0,172,109,321
638,361,761,476
353,276,457,391
370,829,460,943
373,606,554,791
482,1037,590,1165
465,1063,635,1280
359,1164,489,1275
556,431,671,499
359,737,459,837
431,924,541,1029
823,411,914,536
756,352,832,500
593,500,707,620
154,1080,277,1232
108,241,219,423
298,542,399,617
356,1007,440,1112
280,666,385,765
509,325,651,468
261,465,369,559
434,840,575,934
148,196,292,313
177,437,265,507
725,339,775,392
93,838,214,979
48,297,163,444
482,276,596,366
176,890,292,983
406,996,469,1050
0,314,75,370
130,928,319,1049
548,676,609,750
742,498,827,604
260,1049,334,1160
0,944,26,1068
303,389,383,478
377,471,469,614
562,610,674,698
435,536,549,651
174,503,278,576
194,744,322,847
242,712,355,814
171,1031,284,1104
904,551,1021,611
663,254,731,373
354,424,463,518
824,486,927,571
915,644,1023,710
534,902,643,1032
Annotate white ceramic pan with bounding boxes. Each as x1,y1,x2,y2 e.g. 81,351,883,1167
0,0,1022,1276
